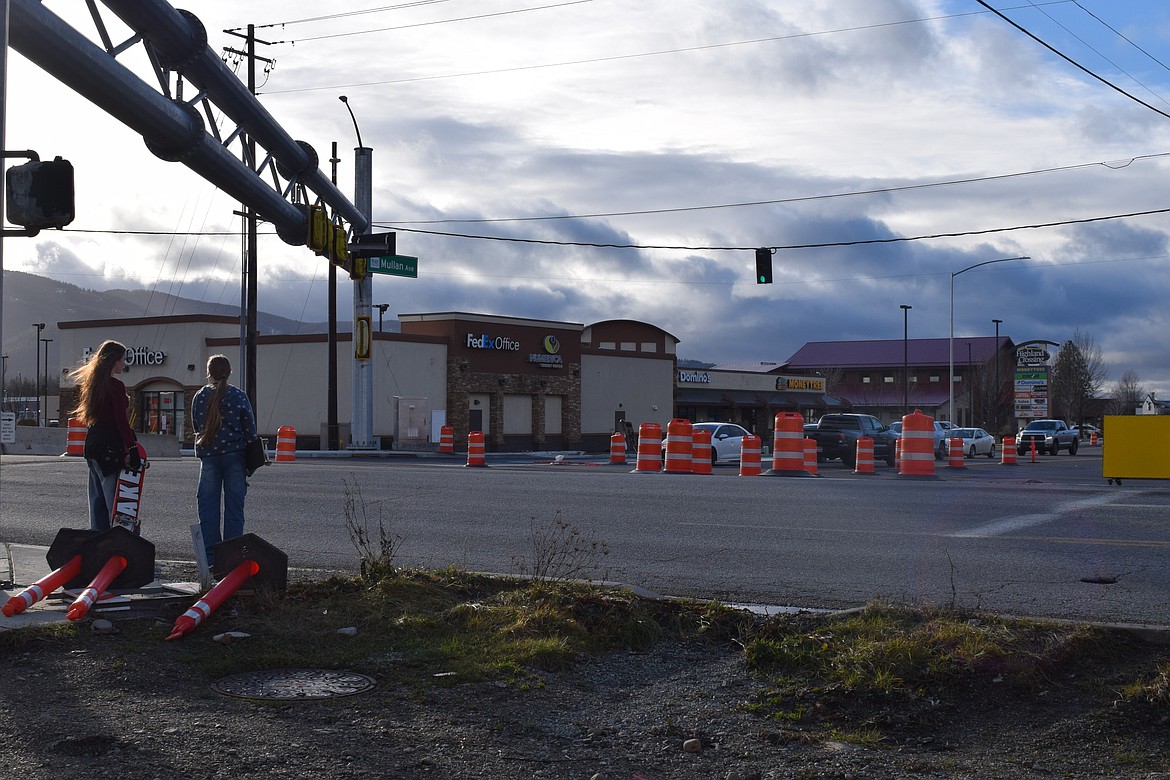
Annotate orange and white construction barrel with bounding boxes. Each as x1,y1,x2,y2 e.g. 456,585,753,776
1090,432,1099,446
1001,436,1017,465
663,418,693,474
633,422,662,473
948,436,965,469
691,428,712,475
609,432,626,464
897,410,937,478
66,417,86,456
739,434,762,476
854,436,875,474
275,426,296,463
803,437,818,476
466,431,487,467
766,412,807,476
439,424,454,454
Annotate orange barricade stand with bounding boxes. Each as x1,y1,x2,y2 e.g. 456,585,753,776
948,436,965,469
610,433,626,464
739,434,762,476
766,412,807,476
66,417,86,456
1001,436,1017,465
466,431,487,467
897,410,937,478
803,437,818,476
439,424,454,454
633,422,662,473
275,426,296,462
854,436,875,474
663,418,693,474
691,428,712,475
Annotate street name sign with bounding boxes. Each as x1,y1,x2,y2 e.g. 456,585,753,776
368,255,418,278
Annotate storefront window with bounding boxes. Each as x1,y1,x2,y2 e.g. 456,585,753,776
138,390,183,437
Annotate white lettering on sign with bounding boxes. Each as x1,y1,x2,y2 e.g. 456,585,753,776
466,333,521,351
124,346,167,366
678,371,711,383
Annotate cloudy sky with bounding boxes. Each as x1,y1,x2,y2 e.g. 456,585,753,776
6,0,1170,396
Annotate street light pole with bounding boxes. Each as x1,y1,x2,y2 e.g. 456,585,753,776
992,318,1002,433
340,95,374,449
900,304,912,418
949,257,1027,423
32,322,45,425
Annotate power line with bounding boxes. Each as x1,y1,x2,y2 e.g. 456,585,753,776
260,3,1072,95
1071,0,1170,76
377,205,1170,252
975,0,1170,121
392,153,1169,224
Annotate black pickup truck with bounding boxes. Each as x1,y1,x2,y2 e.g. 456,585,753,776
806,413,898,467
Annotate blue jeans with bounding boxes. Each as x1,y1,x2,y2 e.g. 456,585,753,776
87,459,118,531
197,449,248,565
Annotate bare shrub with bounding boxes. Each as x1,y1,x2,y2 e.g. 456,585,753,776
512,511,610,584
343,475,401,583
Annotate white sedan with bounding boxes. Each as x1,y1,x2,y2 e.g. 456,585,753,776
692,422,753,464
943,428,997,459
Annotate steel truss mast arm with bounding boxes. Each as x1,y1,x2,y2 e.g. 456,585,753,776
8,0,368,243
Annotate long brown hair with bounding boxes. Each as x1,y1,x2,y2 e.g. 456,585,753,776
69,340,127,426
197,354,232,445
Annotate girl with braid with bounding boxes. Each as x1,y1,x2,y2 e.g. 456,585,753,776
191,354,256,565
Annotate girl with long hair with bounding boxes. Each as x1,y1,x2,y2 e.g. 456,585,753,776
69,339,137,530
191,354,256,565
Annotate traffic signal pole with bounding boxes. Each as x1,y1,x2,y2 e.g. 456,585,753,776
351,145,374,449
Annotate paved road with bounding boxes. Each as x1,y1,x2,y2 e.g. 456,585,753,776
2,449,1168,625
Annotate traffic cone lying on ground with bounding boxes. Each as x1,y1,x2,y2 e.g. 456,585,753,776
166,559,259,641
67,555,128,621
2,555,82,616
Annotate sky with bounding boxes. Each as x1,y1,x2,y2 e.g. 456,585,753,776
5,0,1170,398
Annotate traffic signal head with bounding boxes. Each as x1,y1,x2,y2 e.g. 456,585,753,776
5,157,75,230
755,247,773,284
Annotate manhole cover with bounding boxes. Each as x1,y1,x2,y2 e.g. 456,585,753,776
211,669,376,700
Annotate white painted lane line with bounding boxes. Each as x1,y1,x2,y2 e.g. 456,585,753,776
948,492,1127,538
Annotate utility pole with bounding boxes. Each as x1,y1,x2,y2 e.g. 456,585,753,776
223,24,274,414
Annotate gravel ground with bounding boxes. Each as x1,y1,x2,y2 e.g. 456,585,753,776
3,571,1170,779
3,625,1170,779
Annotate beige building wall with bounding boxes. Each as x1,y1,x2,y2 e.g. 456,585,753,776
580,353,674,434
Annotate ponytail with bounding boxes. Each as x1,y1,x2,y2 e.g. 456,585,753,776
197,355,231,445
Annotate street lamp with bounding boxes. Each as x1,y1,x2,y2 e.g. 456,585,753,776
992,319,1003,432
40,337,53,426
949,257,1027,423
900,304,912,418
32,323,45,426
375,303,390,333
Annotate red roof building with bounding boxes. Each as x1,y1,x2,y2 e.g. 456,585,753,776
784,336,1017,431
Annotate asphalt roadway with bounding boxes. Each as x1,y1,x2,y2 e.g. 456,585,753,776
3,444,1170,634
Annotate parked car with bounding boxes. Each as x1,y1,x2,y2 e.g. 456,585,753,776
1016,419,1079,455
804,413,897,467
888,421,902,437
943,427,997,458
1079,424,1102,441
663,422,752,465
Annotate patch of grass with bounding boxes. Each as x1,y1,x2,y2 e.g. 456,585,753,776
741,600,1129,741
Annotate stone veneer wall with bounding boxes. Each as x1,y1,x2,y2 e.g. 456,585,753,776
446,357,582,451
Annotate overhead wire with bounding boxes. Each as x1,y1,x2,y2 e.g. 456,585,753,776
259,3,1074,95
974,0,1170,121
